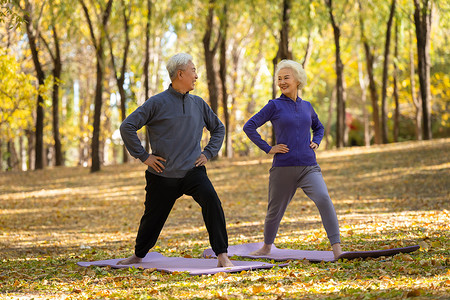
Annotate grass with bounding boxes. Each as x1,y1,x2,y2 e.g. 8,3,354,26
0,138,449,299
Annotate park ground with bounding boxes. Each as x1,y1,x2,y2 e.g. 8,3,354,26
0,138,449,299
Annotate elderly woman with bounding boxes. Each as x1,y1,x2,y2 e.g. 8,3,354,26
243,59,342,258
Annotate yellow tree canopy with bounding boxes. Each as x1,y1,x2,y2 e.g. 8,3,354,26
0,52,37,139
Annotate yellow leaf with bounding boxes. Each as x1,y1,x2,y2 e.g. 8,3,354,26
431,241,441,248
252,285,267,293
214,272,228,278
419,241,429,251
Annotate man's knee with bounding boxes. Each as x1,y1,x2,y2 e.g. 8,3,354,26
194,183,222,208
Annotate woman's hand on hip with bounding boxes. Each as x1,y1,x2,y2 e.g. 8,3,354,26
269,144,289,154
310,142,319,150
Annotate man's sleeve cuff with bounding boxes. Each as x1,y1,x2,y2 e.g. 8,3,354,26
202,150,212,160
139,153,150,162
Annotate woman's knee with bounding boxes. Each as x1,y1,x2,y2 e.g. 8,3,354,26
312,193,332,208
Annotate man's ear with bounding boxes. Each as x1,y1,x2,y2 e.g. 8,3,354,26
177,69,183,78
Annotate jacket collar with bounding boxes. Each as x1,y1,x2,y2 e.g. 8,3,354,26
279,93,302,103
168,84,190,98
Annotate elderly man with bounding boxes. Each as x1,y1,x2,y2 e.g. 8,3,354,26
118,53,233,267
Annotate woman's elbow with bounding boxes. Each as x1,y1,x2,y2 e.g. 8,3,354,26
243,122,253,135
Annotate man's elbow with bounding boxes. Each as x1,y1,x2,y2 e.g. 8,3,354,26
119,121,133,140
119,122,126,137
215,122,226,137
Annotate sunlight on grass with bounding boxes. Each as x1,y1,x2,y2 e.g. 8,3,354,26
0,139,449,299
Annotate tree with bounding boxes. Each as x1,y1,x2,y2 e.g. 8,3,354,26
357,45,370,146
393,16,400,142
358,0,381,145
106,0,131,163
39,0,64,166
13,0,46,169
78,0,113,172
325,0,346,148
409,27,422,140
0,52,36,170
380,0,396,143
271,0,293,145
413,0,432,140
301,0,314,69
143,0,152,153
218,2,231,157
202,0,221,115
1,0,23,25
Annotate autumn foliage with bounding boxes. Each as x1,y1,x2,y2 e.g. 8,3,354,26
0,139,449,299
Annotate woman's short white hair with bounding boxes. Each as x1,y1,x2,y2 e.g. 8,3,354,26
275,59,307,90
166,53,193,81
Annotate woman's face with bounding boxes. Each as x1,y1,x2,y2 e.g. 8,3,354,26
277,68,299,97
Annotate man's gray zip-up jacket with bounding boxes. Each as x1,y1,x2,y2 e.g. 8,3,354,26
120,85,225,178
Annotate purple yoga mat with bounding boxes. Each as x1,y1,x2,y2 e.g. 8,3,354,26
203,242,420,262
77,252,287,276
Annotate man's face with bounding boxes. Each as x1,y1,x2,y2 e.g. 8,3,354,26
180,61,198,92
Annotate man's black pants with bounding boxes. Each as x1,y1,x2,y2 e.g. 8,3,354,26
134,166,229,258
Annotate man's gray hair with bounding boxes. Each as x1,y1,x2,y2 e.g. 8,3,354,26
275,59,307,90
166,53,193,81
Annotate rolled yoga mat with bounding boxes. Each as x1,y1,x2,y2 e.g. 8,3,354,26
77,251,288,276
202,242,420,262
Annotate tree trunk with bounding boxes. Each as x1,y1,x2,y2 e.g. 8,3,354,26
357,47,370,146
38,0,63,166
381,0,396,144
393,17,399,142
409,29,422,140
19,135,24,170
326,0,345,148
279,0,292,61
50,5,63,166
301,0,313,70
7,139,19,171
21,0,45,169
413,0,432,140
324,86,336,149
25,129,34,170
52,54,63,166
302,33,313,70
143,0,152,154
78,78,87,166
219,4,231,158
91,57,104,172
271,55,278,146
271,0,292,145
202,0,221,114
358,0,381,145
79,0,113,172
107,0,131,163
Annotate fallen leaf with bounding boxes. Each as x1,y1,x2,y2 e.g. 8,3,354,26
406,289,423,297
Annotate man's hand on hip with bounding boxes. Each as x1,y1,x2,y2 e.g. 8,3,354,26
195,153,208,167
144,154,166,173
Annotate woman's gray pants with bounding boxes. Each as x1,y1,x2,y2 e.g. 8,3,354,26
264,165,341,245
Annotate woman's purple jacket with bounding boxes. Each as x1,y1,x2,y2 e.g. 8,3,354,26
243,94,324,167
